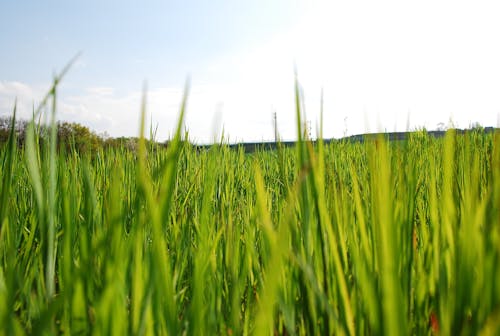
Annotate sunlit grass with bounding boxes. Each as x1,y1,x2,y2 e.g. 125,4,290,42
0,75,499,335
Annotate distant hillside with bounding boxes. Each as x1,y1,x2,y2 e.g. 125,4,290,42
1,116,497,154
195,127,499,153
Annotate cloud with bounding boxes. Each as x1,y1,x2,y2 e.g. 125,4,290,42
0,81,34,97
0,81,48,120
85,87,115,96
0,81,138,137
0,80,239,143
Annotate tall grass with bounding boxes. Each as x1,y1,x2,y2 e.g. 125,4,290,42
0,76,499,335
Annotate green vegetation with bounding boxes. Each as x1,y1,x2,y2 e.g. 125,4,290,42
0,117,158,154
0,76,499,335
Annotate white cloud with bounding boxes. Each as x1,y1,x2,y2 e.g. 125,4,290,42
85,87,115,96
0,80,243,143
0,81,47,120
0,81,34,97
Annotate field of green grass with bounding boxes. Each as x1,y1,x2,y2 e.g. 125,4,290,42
1,78,499,335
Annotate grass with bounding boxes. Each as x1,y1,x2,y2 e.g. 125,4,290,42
0,74,499,335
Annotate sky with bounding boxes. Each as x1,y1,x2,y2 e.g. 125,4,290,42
1,0,499,144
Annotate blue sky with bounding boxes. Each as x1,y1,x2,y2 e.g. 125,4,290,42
1,0,499,143
0,1,301,87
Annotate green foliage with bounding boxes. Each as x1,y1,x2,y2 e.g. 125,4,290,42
57,121,101,153
0,78,499,335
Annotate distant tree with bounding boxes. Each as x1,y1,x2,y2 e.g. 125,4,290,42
125,138,139,152
436,122,446,131
0,117,11,143
57,121,102,153
1,118,190,152
0,117,107,153
469,121,483,130
0,116,28,146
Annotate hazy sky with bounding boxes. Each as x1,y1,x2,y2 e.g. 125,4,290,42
1,0,499,143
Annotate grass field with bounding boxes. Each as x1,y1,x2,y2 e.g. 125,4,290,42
1,78,499,335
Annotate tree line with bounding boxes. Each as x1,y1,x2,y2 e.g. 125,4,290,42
2,116,496,154
0,116,161,153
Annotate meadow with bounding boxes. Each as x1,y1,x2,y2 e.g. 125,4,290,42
0,77,499,335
